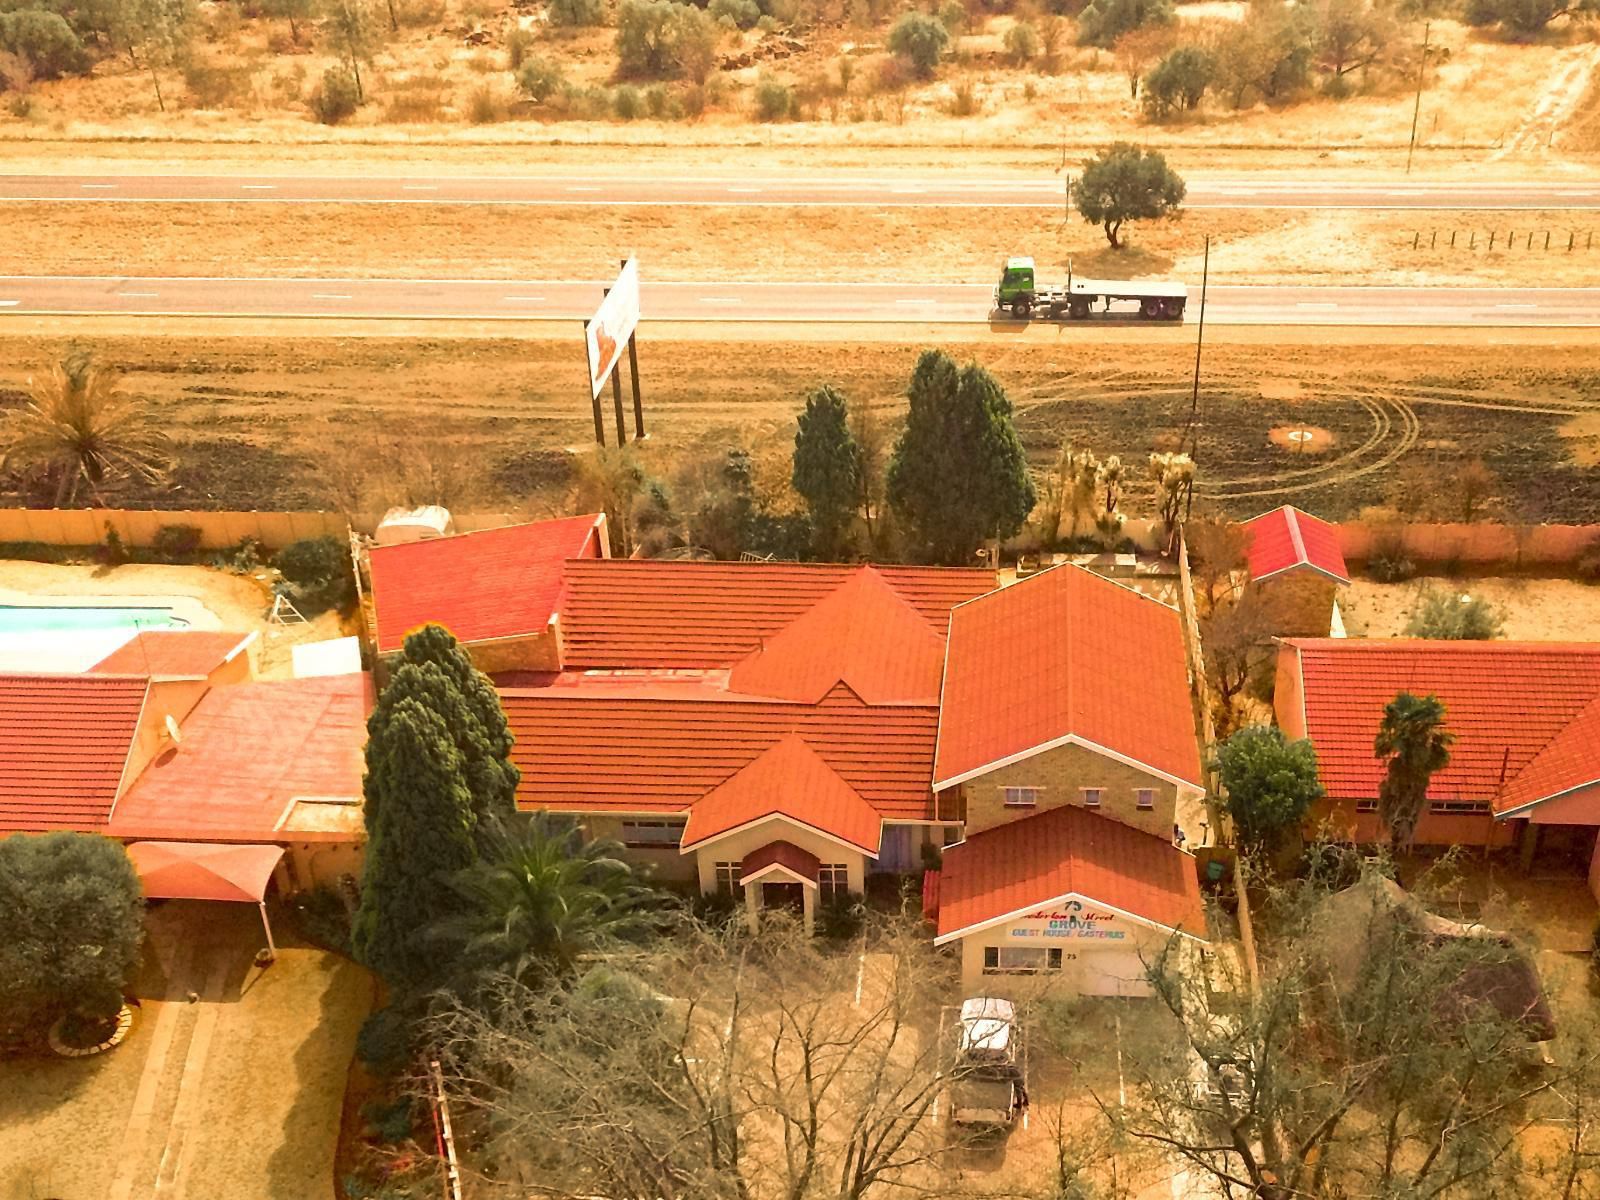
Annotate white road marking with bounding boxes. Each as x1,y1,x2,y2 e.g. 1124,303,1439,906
566,186,601,192
402,185,438,191
1296,302,1339,310
1496,302,1538,308
312,293,354,300
699,297,741,304
504,295,546,302
80,183,116,189
118,291,159,297
727,187,763,193
241,184,277,190
896,299,937,305
0,299,18,306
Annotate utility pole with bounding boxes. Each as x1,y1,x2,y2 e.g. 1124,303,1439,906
1406,21,1431,176
1184,235,1210,523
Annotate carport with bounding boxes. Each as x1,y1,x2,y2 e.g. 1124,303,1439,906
126,841,287,960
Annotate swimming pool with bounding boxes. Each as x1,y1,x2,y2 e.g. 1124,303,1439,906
0,605,190,634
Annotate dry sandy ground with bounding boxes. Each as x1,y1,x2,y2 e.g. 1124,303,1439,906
0,560,346,676
1340,575,1600,639
8,200,1598,288
0,333,1596,522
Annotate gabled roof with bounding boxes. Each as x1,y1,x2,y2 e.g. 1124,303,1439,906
1282,640,1600,814
368,514,605,654
109,674,371,841
727,569,947,705
740,839,822,886
89,630,254,678
933,565,1202,792
500,683,939,822
0,674,149,832
1243,506,1349,585
557,560,995,670
680,734,883,854
933,803,1206,943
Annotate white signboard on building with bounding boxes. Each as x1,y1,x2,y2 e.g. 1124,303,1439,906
1006,899,1130,941
584,257,640,400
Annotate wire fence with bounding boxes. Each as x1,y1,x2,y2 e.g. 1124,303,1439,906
1410,229,1596,252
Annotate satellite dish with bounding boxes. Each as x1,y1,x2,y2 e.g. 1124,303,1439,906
164,715,183,746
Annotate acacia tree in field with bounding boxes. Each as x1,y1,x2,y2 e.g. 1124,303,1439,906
1111,859,1595,1199
887,349,1036,566
792,384,863,560
426,913,974,1200
115,0,192,111
1374,691,1453,854
326,0,378,101
1074,143,1187,249
0,832,144,1029
1,350,170,506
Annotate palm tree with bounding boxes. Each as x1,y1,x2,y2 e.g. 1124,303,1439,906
1374,692,1454,855
428,812,659,992
2,351,170,506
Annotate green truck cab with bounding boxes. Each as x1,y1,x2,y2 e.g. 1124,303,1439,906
995,257,1037,311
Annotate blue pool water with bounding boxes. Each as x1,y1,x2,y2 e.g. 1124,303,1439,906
0,605,190,634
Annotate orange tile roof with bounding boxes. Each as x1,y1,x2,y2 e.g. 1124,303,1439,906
740,840,822,885
1243,506,1349,584
89,630,254,678
558,560,995,670
368,515,605,654
934,565,1203,791
1282,640,1600,815
727,568,947,704
681,734,883,853
109,674,371,842
934,804,1206,942
501,683,939,823
0,674,149,832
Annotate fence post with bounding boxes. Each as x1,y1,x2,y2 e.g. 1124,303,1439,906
1570,231,1576,251
1413,231,1420,249
1430,231,1437,248
1470,230,1477,249
1450,230,1457,247
1545,230,1551,250
1488,231,1496,250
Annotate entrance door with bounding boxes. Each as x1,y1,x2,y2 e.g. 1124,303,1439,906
764,882,805,914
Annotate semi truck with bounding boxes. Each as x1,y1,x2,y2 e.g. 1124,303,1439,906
994,257,1187,321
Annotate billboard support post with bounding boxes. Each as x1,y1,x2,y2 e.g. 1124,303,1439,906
610,356,626,449
627,332,644,440
586,324,605,445
583,257,642,444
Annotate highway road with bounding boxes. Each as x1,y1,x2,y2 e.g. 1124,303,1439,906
4,173,1600,210
4,276,1599,326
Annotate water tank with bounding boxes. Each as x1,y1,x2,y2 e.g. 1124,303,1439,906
374,506,455,546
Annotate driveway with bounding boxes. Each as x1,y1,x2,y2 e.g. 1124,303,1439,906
0,900,373,1200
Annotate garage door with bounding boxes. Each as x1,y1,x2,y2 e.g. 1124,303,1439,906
1077,950,1153,997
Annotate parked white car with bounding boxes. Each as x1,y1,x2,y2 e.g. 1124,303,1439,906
956,997,1020,1079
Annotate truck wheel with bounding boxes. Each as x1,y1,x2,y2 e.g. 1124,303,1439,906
1168,300,1186,320
1069,299,1090,320
1011,299,1031,319
1140,299,1160,319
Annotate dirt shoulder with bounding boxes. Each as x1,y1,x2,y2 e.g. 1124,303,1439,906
0,332,1594,525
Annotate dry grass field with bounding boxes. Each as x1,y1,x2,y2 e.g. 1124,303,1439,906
1,332,1595,523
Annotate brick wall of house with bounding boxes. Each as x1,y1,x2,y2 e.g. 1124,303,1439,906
464,631,560,675
1257,573,1338,639
576,814,699,884
955,742,1179,839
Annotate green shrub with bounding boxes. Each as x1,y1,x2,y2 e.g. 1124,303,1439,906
0,10,88,80
209,536,263,573
286,884,353,955
815,892,865,941
612,82,643,118
465,81,506,122
549,0,604,24
152,523,204,561
887,11,949,78
1404,587,1504,640
1004,20,1039,64
1076,0,1173,47
938,0,966,32
945,75,978,115
359,1094,416,1141
616,0,718,80
709,0,760,26
1368,541,1416,583
1143,44,1212,117
274,536,354,614
308,65,361,124
517,54,564,101
356,1007,415,1078
753,75,791,120
99,524,129,567
505,25,533,68
1577,541,1600,583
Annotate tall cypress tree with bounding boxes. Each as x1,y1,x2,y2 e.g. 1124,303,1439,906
386,624,520,847
792,384,863,561
886,349,1037,565
353,698,478,991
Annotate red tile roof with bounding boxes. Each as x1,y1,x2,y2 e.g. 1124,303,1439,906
109,674,370,841
0,674,149,832
558,560,995,670
727,568,947,704
741,840,821,885
501,683,939,823
934,565,1202,791
933,804,1206,942
368,514,605,654
89,630,254,678
1282,640,1600,815
1243,506,1349,584
681,734,883,853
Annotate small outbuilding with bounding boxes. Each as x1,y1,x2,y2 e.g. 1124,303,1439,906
1242,505,1349,638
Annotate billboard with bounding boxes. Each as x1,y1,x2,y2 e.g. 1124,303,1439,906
584,257,640,400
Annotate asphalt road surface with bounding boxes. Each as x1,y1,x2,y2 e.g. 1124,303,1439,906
4,174,1600,210
4,276,1599,326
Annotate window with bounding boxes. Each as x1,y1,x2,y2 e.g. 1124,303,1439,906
1003,786,1040,807
942,825,963,847
620,818,685,848
714,861,742,896
1135,788,1156,810
1430,800,1491,815
1355,800,1378,813
818,863,849,902
983,946,1066,974
1081,788,1103,808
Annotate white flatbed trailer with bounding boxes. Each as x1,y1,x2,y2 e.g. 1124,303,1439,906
993,257,1187,322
